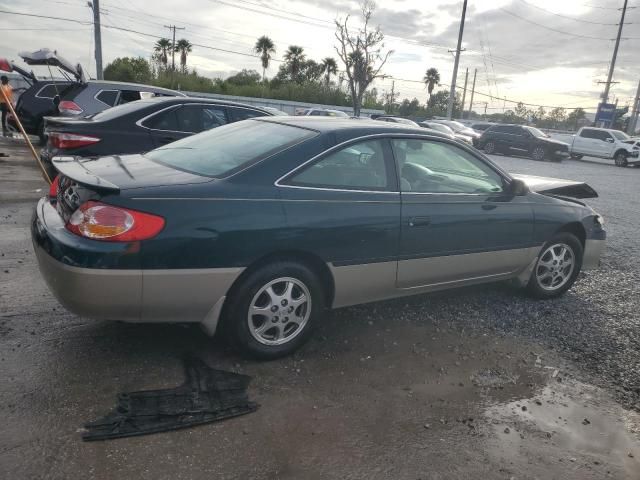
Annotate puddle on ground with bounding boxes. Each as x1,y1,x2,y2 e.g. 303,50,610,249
484,377,640,477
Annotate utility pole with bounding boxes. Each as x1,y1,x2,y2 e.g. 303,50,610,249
460,68,469,120
447,0,467,120
602,0,629,104
467,68,477,120
89,0,103,79
165,24,185,87
627,79,640,134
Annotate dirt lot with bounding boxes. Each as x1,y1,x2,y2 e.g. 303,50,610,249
1,136,639,479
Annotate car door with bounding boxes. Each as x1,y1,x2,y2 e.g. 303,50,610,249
510,127,531,153
574,128,598,155
391,137,534,289
277,138,401,308
596,130,616,157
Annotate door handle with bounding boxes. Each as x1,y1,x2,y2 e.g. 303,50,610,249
482,204,497,210
408,216,431,227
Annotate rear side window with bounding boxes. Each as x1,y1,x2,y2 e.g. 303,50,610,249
143,107,179,131
95,89,119,106
145,120,317,177
228,107,267,122
580,128,595,138
288,140,389,190
36,83,71,98
119,90,142,104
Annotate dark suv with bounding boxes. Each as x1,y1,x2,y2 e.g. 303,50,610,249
477,124,569,161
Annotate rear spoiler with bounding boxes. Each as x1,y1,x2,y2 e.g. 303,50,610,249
52,156,119,191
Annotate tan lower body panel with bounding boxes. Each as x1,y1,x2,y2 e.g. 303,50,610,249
330,247,540,309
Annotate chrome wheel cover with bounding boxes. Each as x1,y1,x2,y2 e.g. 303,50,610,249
248,277,311,346
535,243,575,291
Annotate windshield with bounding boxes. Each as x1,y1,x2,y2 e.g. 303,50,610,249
525,126,548,138
144,119,316,177
611,130,630,141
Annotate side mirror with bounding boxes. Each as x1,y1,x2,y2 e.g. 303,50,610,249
510,178,529,196
605,137,614,143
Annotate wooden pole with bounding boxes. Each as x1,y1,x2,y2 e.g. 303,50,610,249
1,87,51,185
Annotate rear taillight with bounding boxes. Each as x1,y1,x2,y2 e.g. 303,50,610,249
49,132,100,149
65,201,165,242
58,100,83,115
49,175,60,199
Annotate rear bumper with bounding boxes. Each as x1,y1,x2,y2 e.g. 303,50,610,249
32,197,242,331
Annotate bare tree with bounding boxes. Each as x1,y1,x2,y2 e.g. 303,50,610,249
335,1,392,116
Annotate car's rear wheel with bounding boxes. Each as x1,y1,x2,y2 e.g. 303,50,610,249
484,141,496,154
223,261,325,359
531,146,547,161
527,233,583,299
614,152,628,167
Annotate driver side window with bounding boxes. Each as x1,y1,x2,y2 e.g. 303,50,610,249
391,139,504,194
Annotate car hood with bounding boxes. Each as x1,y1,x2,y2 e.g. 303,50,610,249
539,137,569,148
52,154,211,191
19,48,85,83
511,174,598,199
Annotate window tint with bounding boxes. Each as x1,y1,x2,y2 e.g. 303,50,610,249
95,89,119,106
228,107,265,122
145,120,316,177
36,83,71,98
596,130,613,141
491,125,509,134
143,107,179,131
289,140,389,190
119,90,142,104
580,128,597,139
203,105,228,129
309,110,326,116
392,139,504,194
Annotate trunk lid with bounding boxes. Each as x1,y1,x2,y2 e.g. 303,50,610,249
18,48,85,83
52,154,211,191
512,174,598,199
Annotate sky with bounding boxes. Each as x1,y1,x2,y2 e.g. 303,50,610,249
0,0,638,114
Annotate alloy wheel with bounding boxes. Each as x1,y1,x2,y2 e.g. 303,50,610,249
532,147,546,161
484,141,495,154
535,243,575,291
247,277,311,346
615,153,628,167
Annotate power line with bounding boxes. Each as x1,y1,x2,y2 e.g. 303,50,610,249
517,0,619,25
499,8,616,40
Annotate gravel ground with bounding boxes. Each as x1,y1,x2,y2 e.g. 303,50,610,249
1,137,639,479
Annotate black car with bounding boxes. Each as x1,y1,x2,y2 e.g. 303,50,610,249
33,117,605,359
477,124,569,161
41,97,273,178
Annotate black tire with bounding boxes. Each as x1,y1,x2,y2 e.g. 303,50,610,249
570,153,583,160
614,151,628,167
526,233,583,299
222,261,325,360
531,145,547,161
484,141,496,155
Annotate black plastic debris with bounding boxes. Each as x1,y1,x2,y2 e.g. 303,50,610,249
82,356,258,441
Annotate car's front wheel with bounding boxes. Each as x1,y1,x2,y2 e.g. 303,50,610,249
614,151,628,167
531,145,547,161
527,233,583,299
223,261,325,359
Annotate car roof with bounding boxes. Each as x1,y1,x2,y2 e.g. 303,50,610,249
110,96,272,111
84,80,185,95
257,116,452,138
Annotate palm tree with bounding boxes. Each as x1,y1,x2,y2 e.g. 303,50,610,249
154,38,172,69
283,45,305,78
175,39,193,74
320,57,338,86
253,36,276,82
423,67,440,104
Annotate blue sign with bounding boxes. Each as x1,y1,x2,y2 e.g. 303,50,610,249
595,102,616,125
